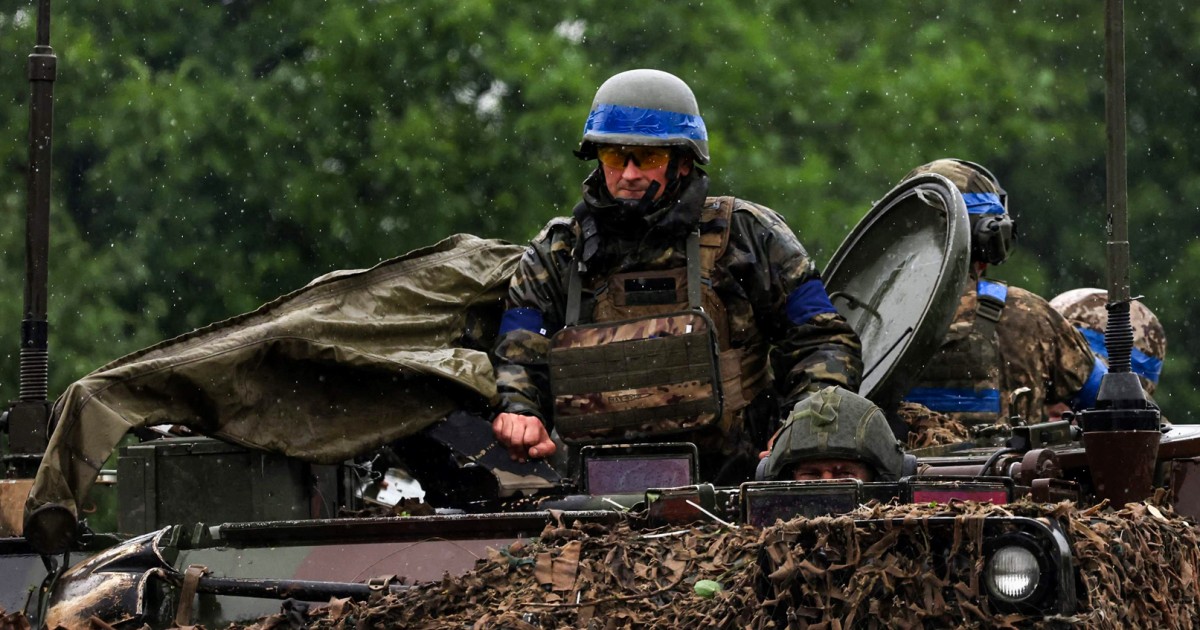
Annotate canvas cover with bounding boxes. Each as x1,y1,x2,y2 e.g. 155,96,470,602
27,233,525,519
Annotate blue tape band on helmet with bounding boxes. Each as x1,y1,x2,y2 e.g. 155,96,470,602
1072,355,1109,409
963,192,1005,215
1133,350,1164,384
904,387,1001,413
786,278,838,325
1078,327,1162,384
499,307,546,336
584,103,708,142
977,279,1008,303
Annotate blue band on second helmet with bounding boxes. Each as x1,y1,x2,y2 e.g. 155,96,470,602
963,192,1005,216
977,279,1008,303
786,279,838,325
584,103,708,141
905,387,1001,413
1078,327,1162,384
499,307,546,336
1072,355,1109,409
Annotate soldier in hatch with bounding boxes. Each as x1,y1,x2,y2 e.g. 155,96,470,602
758,386,908,483
1046,288,1166,418
900,159,1103,427
490,69,863,484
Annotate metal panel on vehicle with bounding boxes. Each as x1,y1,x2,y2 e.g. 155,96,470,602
117,437,331,532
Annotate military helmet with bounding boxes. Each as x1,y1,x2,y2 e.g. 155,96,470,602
1050,288,1166,393
903,159,1015,266
575,69,710,164
760,386,906,482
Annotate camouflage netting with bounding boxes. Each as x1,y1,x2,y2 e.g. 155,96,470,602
216,497,1200,630
898,401,971,448
0,612,29,630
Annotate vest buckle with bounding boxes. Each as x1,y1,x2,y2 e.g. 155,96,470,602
977,293,1005,323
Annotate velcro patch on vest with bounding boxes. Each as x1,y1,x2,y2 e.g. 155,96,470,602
621,274,680,306
550,311,723,443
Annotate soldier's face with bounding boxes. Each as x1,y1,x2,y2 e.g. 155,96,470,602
790,459,874,482
598,145,691,202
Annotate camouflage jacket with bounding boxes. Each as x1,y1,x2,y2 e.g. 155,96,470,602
492,168,863,438
912,280,1098,424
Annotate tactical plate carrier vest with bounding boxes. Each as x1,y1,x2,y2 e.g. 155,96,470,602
905,279,1008,426
549,197,769,447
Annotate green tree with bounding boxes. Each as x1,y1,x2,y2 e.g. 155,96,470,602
1,0,1196,419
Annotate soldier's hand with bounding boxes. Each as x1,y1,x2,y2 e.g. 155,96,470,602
493,412,557,462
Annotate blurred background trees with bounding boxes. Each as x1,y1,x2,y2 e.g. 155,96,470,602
1,0,1196,419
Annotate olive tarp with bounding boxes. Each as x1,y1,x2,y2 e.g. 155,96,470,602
26,234,525,519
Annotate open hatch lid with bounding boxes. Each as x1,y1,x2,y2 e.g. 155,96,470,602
823,173,971,419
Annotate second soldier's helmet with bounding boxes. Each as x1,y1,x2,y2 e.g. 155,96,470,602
575,69,710,164
1050,288,1166,394
904,159,1016,266
759,386,909,482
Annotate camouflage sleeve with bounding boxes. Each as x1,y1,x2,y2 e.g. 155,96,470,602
1039,295,1100,407
491,221,574,423
998,287,1099,418
729,203,864,409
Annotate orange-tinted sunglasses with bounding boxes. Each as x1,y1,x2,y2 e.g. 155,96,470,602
596,145,673,170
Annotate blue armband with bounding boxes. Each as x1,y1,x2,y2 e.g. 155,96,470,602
905,387,1001,414
786,279,838,325
499,307,546,336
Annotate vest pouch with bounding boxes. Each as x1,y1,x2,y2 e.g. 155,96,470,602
550,310,724,444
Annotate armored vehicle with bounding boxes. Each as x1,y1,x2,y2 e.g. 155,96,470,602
4,0,1199,627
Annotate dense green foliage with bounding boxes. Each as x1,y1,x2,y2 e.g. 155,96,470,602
1,0,1196,419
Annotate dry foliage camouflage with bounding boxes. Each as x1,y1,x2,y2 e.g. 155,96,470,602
200,495,1200,630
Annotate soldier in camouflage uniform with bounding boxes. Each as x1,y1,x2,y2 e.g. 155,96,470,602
491,69,862,483
1048,288,1166,415
900,160,1103,427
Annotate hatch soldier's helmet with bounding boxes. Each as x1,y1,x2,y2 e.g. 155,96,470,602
1050,288,1166,395
758,387,913,482
574,69,710,165
904,159,1015,266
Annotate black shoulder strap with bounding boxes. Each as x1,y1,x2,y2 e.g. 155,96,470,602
565,262,583,327
686,229,702,310
564,229,704,327
975,278,1009,337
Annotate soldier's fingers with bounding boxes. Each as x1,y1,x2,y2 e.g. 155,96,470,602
517,418,544,448
495,413,526,445
493,414,512,443
529,436,557,459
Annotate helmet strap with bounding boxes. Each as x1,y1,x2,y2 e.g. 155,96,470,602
634,180,661,214
666,151,681,183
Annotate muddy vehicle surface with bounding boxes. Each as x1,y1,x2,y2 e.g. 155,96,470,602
4,1,1200,628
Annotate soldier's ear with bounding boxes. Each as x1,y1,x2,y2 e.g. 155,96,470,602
678,156,693,176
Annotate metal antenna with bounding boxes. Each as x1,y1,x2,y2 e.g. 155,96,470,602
1103,0,1135,376
1076,0,1161,507
4,0,57,470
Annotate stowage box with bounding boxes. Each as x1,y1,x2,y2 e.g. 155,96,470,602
117,437,341,533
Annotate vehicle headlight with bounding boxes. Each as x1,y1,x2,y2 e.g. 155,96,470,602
985,545,1041,603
